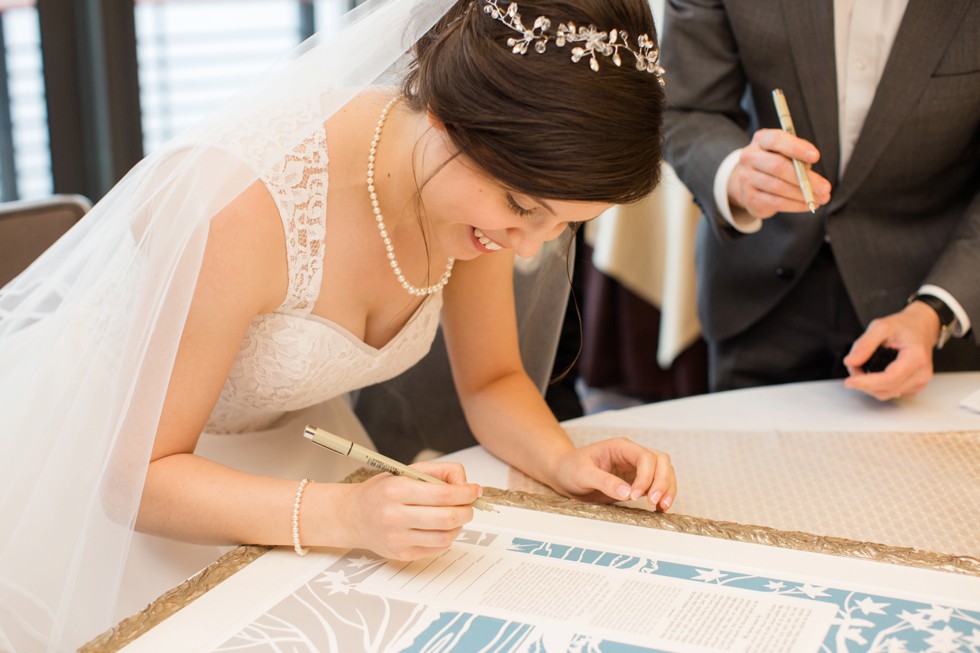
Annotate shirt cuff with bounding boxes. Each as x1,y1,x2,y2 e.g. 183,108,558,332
713,148,762,234
918,284,971,337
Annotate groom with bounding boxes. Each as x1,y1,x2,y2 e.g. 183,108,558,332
661,0,980,400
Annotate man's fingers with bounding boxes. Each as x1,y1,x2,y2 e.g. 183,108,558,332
753,128,819,163
741,150,830,198
741,133,832,209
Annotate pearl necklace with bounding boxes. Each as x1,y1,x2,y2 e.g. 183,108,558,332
368,95,455,297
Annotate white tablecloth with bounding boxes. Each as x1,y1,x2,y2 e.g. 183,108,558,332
448,372,980,556
455,372,980,487
584,164,701,368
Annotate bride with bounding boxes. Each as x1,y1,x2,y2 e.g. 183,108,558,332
0,0,674,649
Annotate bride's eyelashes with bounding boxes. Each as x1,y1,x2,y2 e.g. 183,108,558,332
505,192,535,218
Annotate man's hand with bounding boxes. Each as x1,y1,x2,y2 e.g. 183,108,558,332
728,129,832,218
843,302,941,400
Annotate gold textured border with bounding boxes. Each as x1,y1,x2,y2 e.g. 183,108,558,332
85,467,979,650
80,544,272,652
480,487,980,577
347,467,979,576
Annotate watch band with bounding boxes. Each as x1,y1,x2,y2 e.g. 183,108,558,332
909,293,957,349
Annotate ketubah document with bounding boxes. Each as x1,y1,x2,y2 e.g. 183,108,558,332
122,506,980,653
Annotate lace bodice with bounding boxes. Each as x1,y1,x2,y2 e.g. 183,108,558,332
205,121,442,434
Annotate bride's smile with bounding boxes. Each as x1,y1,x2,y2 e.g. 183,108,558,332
370,96,611,264
416,151,612,261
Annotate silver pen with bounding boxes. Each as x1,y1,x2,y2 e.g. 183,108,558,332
772,88,817,213
304,425,498,512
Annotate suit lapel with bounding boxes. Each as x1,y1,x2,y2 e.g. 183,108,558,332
831,0,971,208
782,0,839,185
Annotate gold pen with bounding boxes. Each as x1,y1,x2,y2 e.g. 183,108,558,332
304,425,498,512
771,88,817,214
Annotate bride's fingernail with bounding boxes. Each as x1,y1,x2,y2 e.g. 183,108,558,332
617,485,630,500
649,490,662,505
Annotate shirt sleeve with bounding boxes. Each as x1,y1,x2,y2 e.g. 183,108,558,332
918,284,972,337
713,148,763,234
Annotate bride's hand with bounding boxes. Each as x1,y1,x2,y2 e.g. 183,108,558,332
342,461,481,560
549,438,676,511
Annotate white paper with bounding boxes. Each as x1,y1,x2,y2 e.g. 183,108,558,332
959,386,980,414
122,506,980,653
358,531,834,653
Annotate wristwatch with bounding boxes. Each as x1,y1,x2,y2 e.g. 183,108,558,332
908,293,958,349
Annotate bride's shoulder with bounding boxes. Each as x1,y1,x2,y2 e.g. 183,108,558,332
322,88,398,155
199,180,289,313
324,87,396,128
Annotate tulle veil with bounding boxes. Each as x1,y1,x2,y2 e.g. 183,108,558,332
0,0,458,649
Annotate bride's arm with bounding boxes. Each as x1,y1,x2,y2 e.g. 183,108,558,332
137,182,479,559
442,250,676,510
137,180,304,545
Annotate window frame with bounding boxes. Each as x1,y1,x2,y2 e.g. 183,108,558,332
38,0,142,202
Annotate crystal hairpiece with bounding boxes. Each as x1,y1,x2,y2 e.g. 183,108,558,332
482,0,665,85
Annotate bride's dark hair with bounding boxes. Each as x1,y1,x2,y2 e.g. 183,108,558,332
402,0,664,204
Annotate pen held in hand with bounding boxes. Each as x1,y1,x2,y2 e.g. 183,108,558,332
861,345,899,374
303,425,498,512
772,88,817,214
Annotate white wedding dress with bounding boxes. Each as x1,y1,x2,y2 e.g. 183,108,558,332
0,3,470,648
116,119,444,622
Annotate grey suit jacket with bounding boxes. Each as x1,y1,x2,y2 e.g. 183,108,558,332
662,0,980,345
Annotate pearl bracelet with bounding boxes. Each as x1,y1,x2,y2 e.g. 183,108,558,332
292,478,312,556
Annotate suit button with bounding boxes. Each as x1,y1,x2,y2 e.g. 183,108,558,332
775,267,795,280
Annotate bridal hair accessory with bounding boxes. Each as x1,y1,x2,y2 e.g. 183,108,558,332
482,0,666,84
368,95,455,297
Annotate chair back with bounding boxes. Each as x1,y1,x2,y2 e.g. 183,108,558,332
0,195,91,287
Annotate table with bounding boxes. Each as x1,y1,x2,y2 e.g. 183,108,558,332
463,371,980,559
460,370,980,474
89,372,980,651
